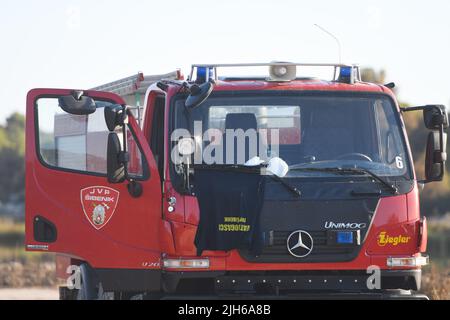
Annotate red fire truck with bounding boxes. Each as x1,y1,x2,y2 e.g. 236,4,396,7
25,62,448,299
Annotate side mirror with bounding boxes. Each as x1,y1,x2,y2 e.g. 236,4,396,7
107,133,126,184
105,104,128,184
423,105,449,130
185,81,214,109
104,104,126,131
425,131,447,182
58,91,96,115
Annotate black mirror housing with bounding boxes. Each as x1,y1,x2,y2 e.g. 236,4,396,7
104,104,126,132
425,131,447,182
423,105,449,130
402,104,448,184
107,133,126,184
58,91,96,115
185,81,214,109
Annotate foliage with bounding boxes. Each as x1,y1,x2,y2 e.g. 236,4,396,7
0,113,25,203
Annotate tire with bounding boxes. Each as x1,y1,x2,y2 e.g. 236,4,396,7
76,282,114,300
76,263,114,300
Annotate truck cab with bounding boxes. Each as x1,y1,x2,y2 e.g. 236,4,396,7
25,62,448,299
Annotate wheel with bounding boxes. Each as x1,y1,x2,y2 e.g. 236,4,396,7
76,263,114,300
76,282,114,300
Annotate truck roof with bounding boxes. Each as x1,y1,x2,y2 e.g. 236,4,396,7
183,63,396,98
210,78,390,94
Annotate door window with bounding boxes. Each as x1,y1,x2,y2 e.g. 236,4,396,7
36,97,146,178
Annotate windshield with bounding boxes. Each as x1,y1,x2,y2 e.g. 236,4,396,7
172,93,411,179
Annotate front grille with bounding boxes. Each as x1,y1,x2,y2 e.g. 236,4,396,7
239,231,360,263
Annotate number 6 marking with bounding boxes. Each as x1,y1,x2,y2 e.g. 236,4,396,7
395,156,404,169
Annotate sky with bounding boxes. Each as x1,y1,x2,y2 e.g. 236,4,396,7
1,0,450,123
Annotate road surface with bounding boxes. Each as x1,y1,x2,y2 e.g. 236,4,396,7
0,288,58,300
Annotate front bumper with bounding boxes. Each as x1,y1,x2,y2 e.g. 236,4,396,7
162,269,422,294
161,291,429,300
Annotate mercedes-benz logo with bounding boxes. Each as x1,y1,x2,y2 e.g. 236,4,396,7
287,230,314,258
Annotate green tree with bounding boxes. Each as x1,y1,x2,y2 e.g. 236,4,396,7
0,113,25,203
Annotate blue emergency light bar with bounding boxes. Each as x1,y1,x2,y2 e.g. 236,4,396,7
190,62,361,84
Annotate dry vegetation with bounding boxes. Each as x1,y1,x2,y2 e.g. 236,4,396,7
0,261,56,288
422,265,450,300
0,218,56,289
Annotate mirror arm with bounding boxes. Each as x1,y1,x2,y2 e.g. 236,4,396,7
121,107,144,198
401,104,445,117
417,181,426,191
419,179,434,185
121,106,129,178
401,106,424,113
401,105,440,112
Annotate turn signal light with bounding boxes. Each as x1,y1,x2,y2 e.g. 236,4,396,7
387,255,429,268
163,258,210,269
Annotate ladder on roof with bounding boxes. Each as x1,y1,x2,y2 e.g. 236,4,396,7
91,71,180,96
91,71,179,125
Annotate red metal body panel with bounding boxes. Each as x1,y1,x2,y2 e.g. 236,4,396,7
26,89,162,270
25,78,426,280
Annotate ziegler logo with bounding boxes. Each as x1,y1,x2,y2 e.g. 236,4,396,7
377,232,411,247
81,186,120,230
325,222,367,229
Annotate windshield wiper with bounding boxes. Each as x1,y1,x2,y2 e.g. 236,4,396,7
267,173,302,197
194,164,301,198
290,167,398,195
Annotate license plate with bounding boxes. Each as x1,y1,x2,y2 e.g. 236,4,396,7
337,231,354,244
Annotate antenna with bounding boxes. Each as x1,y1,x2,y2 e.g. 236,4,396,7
314,24,342,64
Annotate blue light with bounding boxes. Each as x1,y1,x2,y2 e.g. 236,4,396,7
337,231,354,244
196,67,215,83
339,66,352,78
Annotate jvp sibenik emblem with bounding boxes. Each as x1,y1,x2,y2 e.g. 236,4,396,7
81,187,119,230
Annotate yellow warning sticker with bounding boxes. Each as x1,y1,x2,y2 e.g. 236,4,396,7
218,217,251,232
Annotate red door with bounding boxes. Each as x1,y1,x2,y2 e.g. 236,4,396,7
25,89,162,270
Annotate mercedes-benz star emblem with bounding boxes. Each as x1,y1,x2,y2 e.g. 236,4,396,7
287,230,314,258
